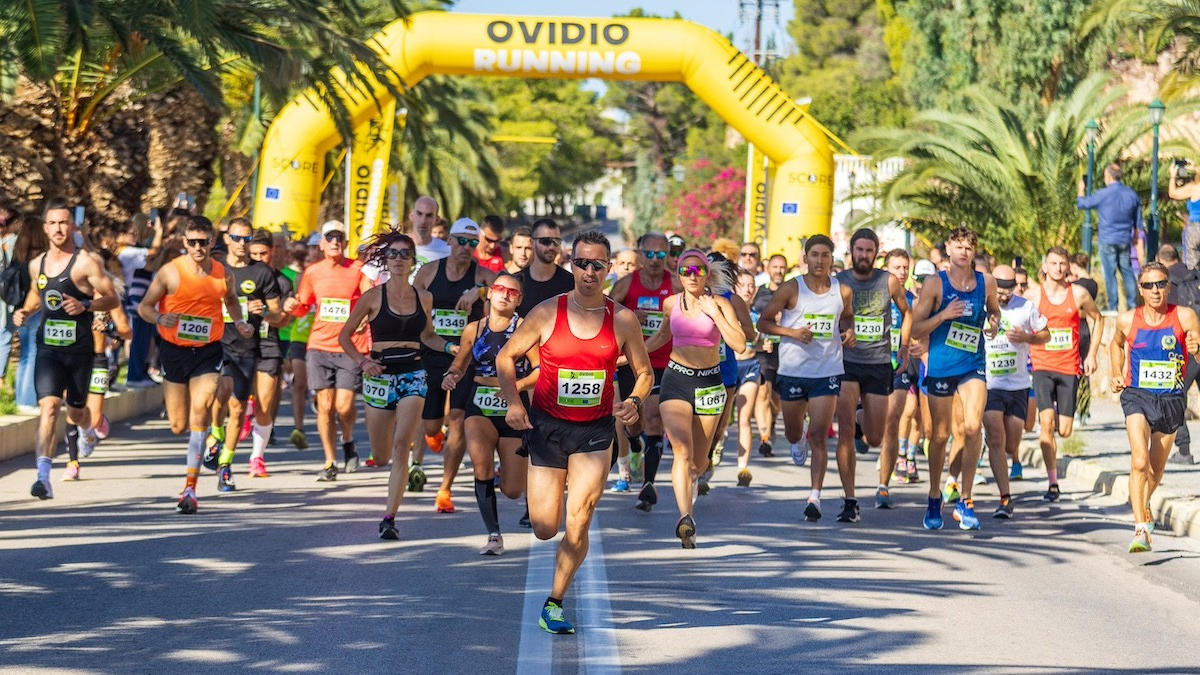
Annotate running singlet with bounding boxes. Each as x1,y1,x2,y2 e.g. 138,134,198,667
472,315,531,379
837,268,892,365
292,257,368,353
1030,285,1081,375
532,295,617,422
927,270,987,377
623,270,673,369
890,290,914,369
777,276,845,379
158,257,227,347
37,249,94,353
1126,305,1187,394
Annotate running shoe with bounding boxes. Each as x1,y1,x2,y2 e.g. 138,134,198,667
923,496,944,530
79,429,97,458
31,477,54,500
790,440,809,467
854,437,870,455
612,478,630,493
635,482,658,512
905,457,921,483
317,462,338,482
711,440,725,467
289,428,308,450
1128,526,1152,553
1043,483,1061,502
425,430,445,454
874,486,893,509
836,499,861,523
993,496,1014,519
176,488,198,514
435,489,456,513
942,482,960,505
737,468,752,487
203,436,222,471
379,515,399,540
480,533,505,556
803,499,822,522
954,497,980,530
1009,460,1024,481
675,514,697,549
758,440,774,457
518,506,531,528
539,602,575,635
248,456,269,478
628,448,645,484
217,465,236,492
61,460,81,482
408,464,426,492
343,440,359,473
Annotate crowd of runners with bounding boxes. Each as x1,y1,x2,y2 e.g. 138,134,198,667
5,194,1199,634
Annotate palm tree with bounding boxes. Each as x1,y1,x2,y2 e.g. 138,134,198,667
850,74,1199,259
0,0,413,224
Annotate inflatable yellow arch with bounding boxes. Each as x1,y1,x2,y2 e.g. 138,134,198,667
252,11,833,254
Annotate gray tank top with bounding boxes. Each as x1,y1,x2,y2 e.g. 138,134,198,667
836,268,892,365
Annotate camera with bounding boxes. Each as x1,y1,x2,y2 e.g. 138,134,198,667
1174,158,1193,188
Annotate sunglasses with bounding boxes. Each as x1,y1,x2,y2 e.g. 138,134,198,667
572,258,609,272
489,284,521,300
536,237,562,248
384,247,415,260
678,265,709,278
455,236,480,248
226,233,252,244
1140,279,1169,290
184,238,210,248
324,231,346,242
642,250,668,260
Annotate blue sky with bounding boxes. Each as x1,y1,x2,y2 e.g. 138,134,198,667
448,1,794,51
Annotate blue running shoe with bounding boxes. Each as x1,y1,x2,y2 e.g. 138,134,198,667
955,498,980,530
923,496,944,530
539,602,575,634
1009,460,1023,481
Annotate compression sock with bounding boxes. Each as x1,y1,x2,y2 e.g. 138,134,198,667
474,479,501,535
251,422,272,461
36,456,51,483
186,428,205,489
65,425,80,462
643,435,664,483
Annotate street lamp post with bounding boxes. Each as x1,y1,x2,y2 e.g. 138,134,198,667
1148,99,1166,255
1084,119,1099,257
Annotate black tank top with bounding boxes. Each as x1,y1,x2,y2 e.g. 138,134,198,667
426,259,483,347
370,282,426,374
38,249,94,352
471,315,530,379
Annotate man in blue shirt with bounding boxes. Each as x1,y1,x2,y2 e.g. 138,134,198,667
1077,164,1142,311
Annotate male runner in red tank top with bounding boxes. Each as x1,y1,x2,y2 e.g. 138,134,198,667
1028,246,1104,502
498,229,652,635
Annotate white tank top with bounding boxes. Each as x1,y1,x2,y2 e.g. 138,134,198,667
778,276,845,378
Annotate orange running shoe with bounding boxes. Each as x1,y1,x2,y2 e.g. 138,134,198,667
425,430,446,454
435,489,456,513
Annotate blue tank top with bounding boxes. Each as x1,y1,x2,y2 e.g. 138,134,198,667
928,271,987,377
890,290,914,369
471,315,530,379
1188,198,1200,223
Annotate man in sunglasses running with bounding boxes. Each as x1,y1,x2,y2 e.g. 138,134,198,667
608,231,679,512
282,220,373,481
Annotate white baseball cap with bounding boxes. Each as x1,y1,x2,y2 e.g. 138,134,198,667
449,218,480,236
914,259,937,277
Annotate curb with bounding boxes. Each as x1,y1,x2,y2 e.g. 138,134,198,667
0,386,165,464
1017,440,1200,541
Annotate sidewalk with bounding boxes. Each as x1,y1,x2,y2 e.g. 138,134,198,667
1016,398,1200,540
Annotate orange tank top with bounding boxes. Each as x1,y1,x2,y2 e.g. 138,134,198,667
159,257,227,347
1031,284,1080,375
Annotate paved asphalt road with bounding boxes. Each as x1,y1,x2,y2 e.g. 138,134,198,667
2,410,1199,675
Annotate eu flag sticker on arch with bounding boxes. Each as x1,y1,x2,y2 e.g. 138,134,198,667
781,202,798,214
265,187,281,200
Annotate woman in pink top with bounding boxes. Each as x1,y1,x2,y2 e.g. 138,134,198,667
644,250,746,548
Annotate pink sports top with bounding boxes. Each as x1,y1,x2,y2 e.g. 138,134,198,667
670,293,721,348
